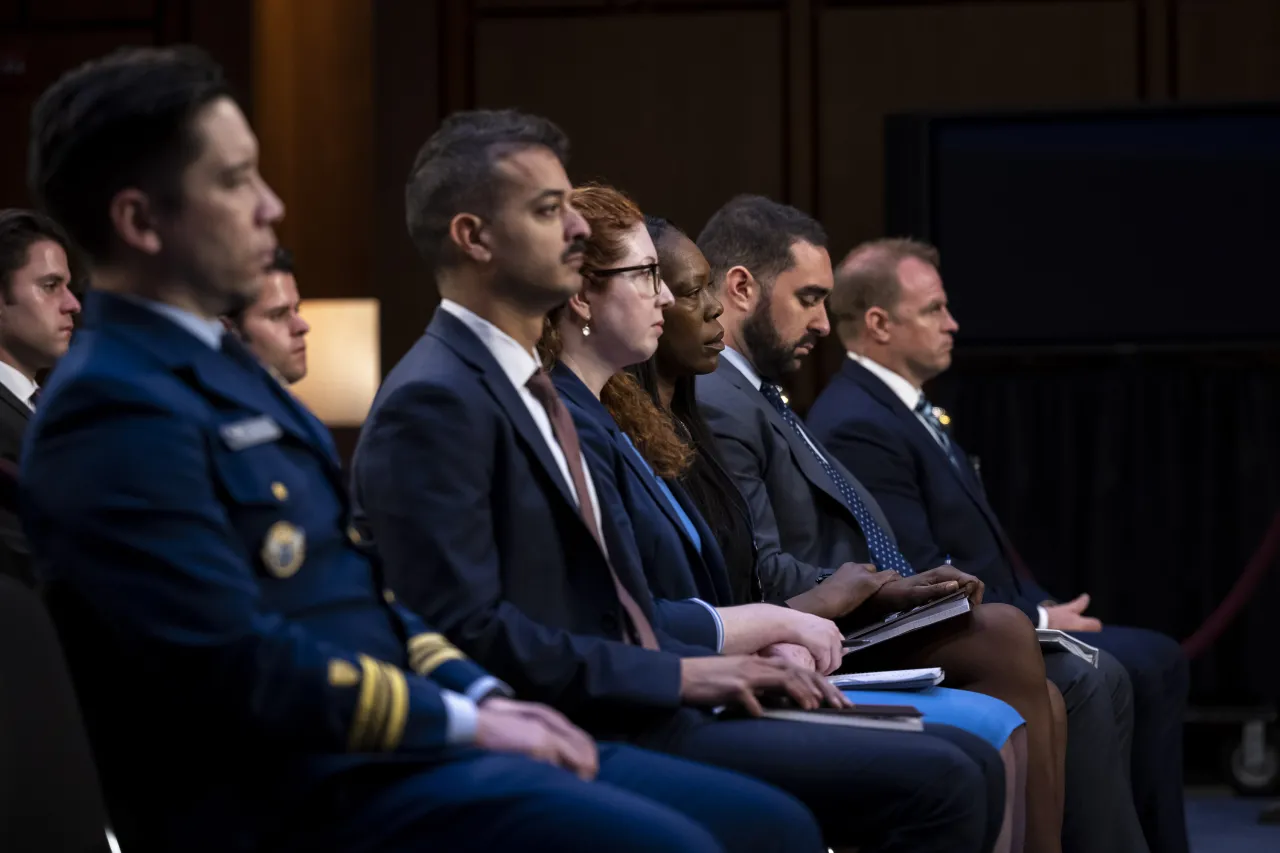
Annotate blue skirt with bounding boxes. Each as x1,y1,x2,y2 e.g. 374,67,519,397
841,686,1024,749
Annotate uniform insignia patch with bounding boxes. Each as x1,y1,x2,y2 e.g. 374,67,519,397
261,521,306,578
220,415,283,451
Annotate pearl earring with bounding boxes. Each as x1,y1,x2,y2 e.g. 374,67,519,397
582,324,591,337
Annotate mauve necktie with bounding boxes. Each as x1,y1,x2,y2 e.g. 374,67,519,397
526,370,660,650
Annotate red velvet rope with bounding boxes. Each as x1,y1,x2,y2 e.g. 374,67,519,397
1008,511,1280,660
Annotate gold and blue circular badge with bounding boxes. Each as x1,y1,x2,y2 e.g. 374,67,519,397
261,521,306,578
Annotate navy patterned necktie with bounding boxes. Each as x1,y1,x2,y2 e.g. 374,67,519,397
759,382,915,576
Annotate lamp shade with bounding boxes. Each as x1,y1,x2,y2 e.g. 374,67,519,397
289,298,380,427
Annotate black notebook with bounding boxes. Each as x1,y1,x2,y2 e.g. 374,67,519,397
842,591,972,655
720,701,925,732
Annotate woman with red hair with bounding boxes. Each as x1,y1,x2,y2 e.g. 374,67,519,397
544,183,1048,853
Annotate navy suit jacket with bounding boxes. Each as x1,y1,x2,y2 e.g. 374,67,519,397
552,365,734,609
21,292,494,853
806,358,1055,622
352,310,716,740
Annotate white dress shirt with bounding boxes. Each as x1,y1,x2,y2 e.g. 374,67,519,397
848,352,1050,629
0,360,38,411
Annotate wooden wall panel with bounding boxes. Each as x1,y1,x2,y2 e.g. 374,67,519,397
0,0,251,209
373,0,442,371
26,0,157,23
803,0,1140,405
252,0,374,301
477,0,779,9
0,29,155,208
185,0,253,110
1176,0,1280,100
818,0,1139,256
473,9,786,235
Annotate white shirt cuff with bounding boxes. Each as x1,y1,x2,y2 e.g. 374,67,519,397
689,598,725,652
463,674,511,704
1037,606,1049,630
441,689,479,745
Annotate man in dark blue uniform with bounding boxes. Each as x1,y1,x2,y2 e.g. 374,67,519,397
19,45,823,853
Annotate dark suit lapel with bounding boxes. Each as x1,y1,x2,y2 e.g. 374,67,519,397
844,359,1006,542
617,438,692,552
716,357,854,513
428,311,579,513
552,364,726,605
0,383,31,424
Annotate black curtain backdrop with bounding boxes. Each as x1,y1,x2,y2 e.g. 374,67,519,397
930,349,1280,705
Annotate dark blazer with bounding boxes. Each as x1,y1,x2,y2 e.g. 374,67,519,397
695,354,898,601
0,380,32,584
21,292,496,853
806,358,1054,622
352,310,716,739
552,364,734,608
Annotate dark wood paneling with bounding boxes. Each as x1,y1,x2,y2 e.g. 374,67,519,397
186,0,252,111
0,29,156,208
0,0,251,210
253,0,374,302
374,0,443,370
802,0,1139,407
818,0,1139,255
475,9,786,237
477,0,780,10
1176,0,1280,100
26,0,157,23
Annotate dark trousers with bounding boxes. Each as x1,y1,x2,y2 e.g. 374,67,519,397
1044,647,1150,853
1084,625,1190,853
643,709,1003,853
310,742,823,853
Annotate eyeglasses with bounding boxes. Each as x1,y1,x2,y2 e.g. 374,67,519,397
588,262,662,296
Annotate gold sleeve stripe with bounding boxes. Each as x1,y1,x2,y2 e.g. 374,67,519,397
347,656,412,753
414,646,466,676
407,632,469,676
380,663,409,751
347,655,380,752
407,632,450,655
366,661,392,752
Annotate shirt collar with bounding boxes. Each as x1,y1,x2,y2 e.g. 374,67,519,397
115,293,226,350
721,345,764,391
437,299,541,389
0,360,38,409
848,352,922,410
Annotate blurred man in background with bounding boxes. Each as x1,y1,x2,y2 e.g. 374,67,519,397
224,245,308,383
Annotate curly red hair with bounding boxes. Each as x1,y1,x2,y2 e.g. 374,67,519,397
540,183,691,478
